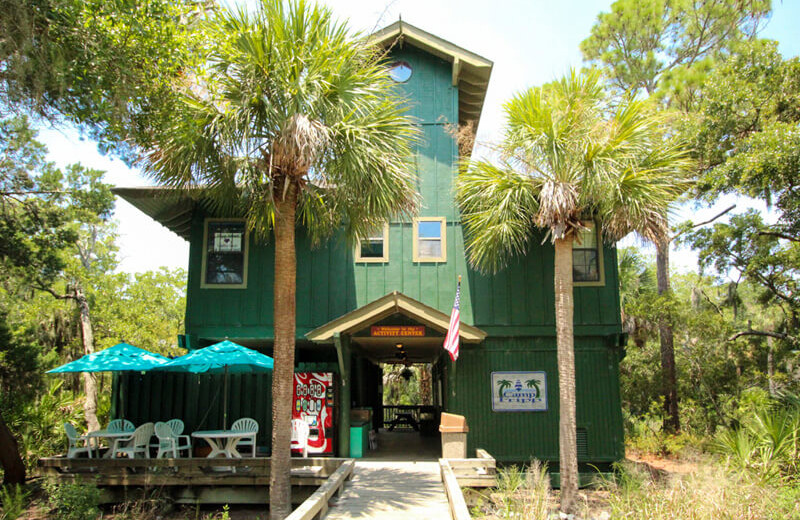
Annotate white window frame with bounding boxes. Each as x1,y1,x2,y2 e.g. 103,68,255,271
413,217,447,263
572,221,605,287
200,218,249,289
355,223,390,263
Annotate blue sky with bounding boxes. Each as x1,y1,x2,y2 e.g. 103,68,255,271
37,0,800,274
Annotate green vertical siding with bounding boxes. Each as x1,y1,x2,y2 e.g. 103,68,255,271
113,372,274,448
449,337,624,463
151,40,626,464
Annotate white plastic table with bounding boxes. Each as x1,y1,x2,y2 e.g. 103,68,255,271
86,430,134,458
191,429,253,458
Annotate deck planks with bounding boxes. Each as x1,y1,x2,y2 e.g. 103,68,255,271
325,461,451,520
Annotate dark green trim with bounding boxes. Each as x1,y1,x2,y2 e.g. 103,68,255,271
475,325,623,337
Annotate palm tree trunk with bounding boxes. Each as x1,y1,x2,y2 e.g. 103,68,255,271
0,407,25,485
75,286,101,432
554,237,578,514
656,242,680,433
270,182,298,520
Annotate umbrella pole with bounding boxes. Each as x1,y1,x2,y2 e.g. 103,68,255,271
121,373,125,420
223,365,229,430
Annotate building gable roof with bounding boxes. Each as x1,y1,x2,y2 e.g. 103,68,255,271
306,291,486,343
369,20,493,128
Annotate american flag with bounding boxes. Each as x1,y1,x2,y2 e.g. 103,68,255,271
443,278,461,361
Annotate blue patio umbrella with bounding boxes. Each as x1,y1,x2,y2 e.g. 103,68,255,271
47,342,171,419
154,340,274,429
47,343,170,374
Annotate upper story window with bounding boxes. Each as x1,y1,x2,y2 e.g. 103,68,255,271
573,222,604,286
387,61,413,83
201,219,248,289
355,223,389,263
413,217,446,263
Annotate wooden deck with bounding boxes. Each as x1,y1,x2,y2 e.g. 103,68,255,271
325,461,451,519
38,448,497,515
37,457,348,505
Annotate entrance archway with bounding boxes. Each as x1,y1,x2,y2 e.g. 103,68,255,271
306,291,486,459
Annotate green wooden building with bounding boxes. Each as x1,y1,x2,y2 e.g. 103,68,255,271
114,21,625,469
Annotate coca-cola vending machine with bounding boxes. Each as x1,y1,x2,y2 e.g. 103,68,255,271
292,372,335,455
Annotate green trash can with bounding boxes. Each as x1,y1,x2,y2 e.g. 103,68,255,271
349,421,368,458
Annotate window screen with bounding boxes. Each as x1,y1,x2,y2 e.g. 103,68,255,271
355,225,388,262
205,221,246,285
573,224,600,282
417,220,443,259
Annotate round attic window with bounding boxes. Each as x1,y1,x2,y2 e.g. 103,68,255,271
387,61,413,83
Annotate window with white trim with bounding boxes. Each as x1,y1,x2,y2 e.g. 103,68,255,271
201,220,248,288
355,224,389,263
413,217,446,262
572,222,604,285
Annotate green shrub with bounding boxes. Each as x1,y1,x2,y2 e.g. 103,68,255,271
714,401,800,483
625,407,707,457
0,484,30,520
42,479,101,520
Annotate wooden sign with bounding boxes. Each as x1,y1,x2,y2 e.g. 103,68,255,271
370,326,425,337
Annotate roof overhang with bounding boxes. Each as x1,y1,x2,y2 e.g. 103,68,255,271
306,291,487,344
113,186,229,241
369,20,493,130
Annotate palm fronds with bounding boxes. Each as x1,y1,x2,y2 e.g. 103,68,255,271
456,68,692,273
142,0,419,244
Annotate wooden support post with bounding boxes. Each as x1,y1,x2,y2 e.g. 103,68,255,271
334,333,351,457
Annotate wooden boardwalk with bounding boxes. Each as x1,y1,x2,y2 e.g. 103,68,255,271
325,460,451,519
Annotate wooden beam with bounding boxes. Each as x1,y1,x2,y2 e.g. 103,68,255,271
286,459,354,520
452,57,462,87
475,448,493,460
439,459,471,520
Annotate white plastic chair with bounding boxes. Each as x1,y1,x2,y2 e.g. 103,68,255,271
64,423,93,459
166,419,192,448
111,422,154,459
107,419,134,433
290,419,310,458
231,417,259,457
154,422,191,458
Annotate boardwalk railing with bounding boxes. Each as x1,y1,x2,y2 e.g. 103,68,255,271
442,448,497,487
382,405,439,431
286,459,354,520
37,456,352,505
439,449,497,519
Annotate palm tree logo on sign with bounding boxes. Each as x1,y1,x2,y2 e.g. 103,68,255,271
491,372,547,412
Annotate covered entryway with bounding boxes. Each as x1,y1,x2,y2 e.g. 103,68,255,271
306,291,486,460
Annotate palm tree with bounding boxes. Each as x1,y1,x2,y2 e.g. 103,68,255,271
498,379,512,401
143,2,418,517
456,70,690,513
526,379,541,398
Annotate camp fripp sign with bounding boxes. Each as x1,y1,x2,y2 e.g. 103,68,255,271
491,371,548,412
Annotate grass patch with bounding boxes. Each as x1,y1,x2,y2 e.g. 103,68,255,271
607,461,800,520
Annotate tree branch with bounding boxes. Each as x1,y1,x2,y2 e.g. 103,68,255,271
672,204,736,241
33,283,73,301
758,231,799,242
728,330,793,342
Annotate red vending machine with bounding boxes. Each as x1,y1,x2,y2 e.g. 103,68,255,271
292,372,335,455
